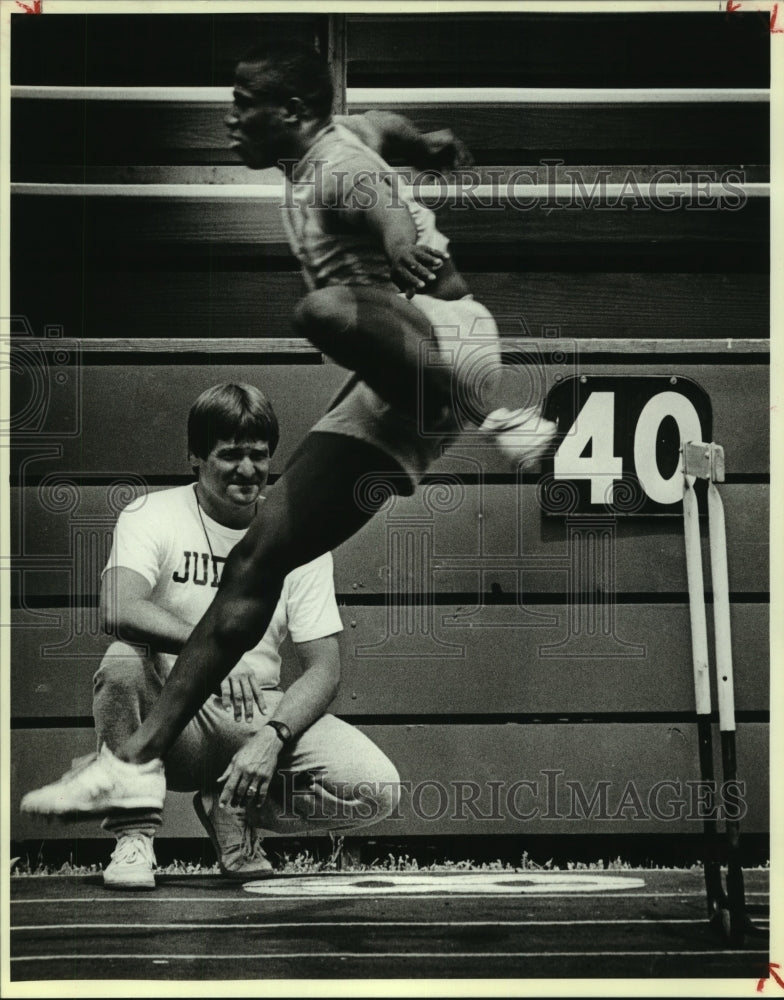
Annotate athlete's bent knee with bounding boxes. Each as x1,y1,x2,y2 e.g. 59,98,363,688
293,287,356,342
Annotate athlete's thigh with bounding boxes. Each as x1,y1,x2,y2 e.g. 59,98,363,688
251,431,403,572
349,285,438,332
305,284,436,337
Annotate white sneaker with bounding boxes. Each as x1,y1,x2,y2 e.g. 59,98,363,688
482,406,558,469
20,744,166,819
103,833,157,891
193,791,274,879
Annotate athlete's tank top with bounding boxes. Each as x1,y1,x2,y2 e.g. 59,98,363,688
281,122,449,291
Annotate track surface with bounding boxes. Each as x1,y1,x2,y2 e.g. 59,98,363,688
9,869,771,983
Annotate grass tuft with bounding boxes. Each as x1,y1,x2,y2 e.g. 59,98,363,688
9,848,771,878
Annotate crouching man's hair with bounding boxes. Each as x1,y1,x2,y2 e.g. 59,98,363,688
188,383,280,459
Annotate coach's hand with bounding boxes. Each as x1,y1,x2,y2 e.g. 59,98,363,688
389,244,449,299
218,727,281,809
220,664,268,722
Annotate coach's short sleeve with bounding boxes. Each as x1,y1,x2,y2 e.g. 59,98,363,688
284,552,343,644
102,495,167,589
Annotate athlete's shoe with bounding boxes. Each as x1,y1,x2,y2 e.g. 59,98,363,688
20,744,166,819
482,406,558,469
193,791,274,879
103,832,157,890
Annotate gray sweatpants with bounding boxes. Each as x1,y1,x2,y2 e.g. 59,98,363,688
93,642,401,839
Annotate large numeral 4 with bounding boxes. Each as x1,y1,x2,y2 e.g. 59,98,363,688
553,391,623,504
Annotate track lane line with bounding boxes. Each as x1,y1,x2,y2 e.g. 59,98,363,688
9,890,771,904
10,918,771,931
11,950,772,962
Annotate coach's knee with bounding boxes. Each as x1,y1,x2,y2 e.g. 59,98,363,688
293,287,357,344
362,753,402,824
93,641,148,697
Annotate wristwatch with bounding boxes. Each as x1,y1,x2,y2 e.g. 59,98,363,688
266,719,293,744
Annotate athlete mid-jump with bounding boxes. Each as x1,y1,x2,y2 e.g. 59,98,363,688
22,42,556,819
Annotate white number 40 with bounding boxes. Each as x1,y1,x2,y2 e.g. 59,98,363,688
553,390,704,505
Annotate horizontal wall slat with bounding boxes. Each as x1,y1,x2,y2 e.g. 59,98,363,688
10,164,773,187
349,87,771,105
345,13,770,89
10,603,769,719
12,181,770,200
10,13,326,86
12,86,771,103
10,12,769,88
331,484,768,597
9,484,769,600
11,101,769,166
9,364,770,476
347,104,769,164
335,605,770,715
11,192,768,260
11,270,769,342
6,339,773,358
10,723,769,840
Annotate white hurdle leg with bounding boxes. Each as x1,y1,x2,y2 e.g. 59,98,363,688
681,445,725,920
707,480,736,733
681,441,749,945
707,475,746,945
682,471,712,717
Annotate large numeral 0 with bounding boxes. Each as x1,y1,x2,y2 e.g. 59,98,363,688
634,391,703,504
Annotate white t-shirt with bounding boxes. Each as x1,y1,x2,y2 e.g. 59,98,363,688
102,484,343,685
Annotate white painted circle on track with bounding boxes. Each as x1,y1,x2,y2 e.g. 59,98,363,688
243,872,646,896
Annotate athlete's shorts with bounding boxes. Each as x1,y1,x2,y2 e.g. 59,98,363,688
310,293,501,495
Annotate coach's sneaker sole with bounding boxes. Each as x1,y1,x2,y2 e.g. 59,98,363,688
482,405,558,469
103,833,157,891
20,744,166,820
194,791,274,879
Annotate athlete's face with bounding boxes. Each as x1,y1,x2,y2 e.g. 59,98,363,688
192,437,270,524
226,61,291,169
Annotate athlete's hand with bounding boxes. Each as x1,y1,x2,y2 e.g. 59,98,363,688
220,664,268,722
389,244,449,299
218,726,281,809
420,129,474,170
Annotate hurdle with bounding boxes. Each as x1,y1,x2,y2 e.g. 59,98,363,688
681,441,761,947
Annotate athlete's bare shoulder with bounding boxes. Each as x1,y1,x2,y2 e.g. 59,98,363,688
332,114,384,152
333,112,472,171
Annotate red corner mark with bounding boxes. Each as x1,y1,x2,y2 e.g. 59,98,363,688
14,0,42,12
727,1,784,33
758,963,784,993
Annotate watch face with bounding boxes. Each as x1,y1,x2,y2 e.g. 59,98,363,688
269,721,291,743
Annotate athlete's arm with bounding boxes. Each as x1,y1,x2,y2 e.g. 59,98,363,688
339,175,448,297
100,566,192,654
336,111,473,170
218,634,341,808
